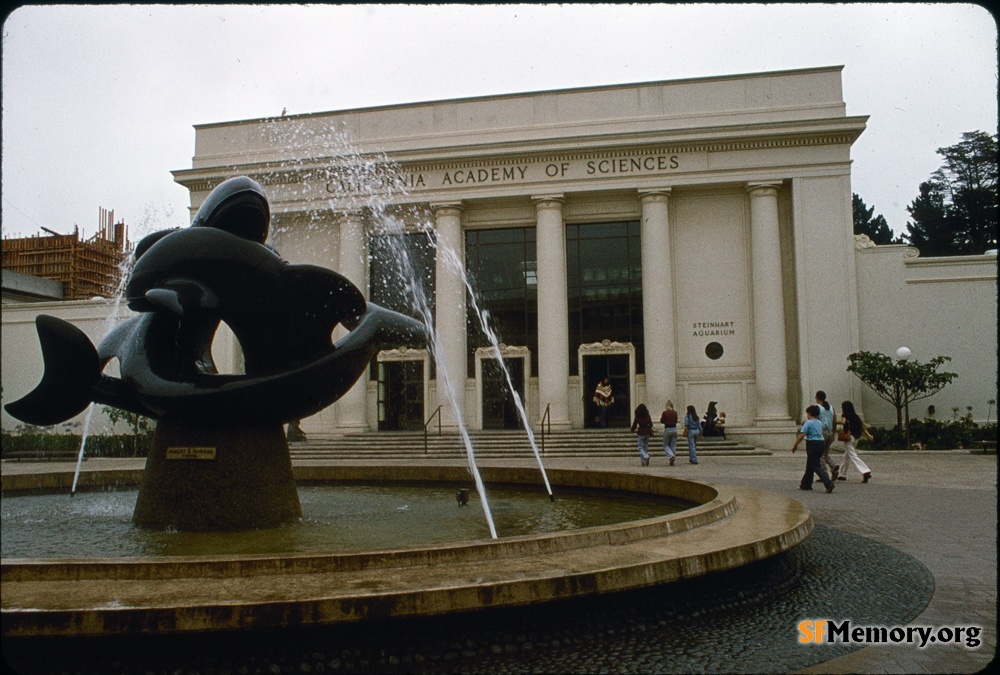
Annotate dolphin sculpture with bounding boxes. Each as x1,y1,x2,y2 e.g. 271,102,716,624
5,176,427,427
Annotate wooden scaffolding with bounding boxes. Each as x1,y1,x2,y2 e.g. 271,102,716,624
2,208,133,300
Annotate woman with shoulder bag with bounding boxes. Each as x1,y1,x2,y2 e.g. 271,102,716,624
683,405,701,465
837,400,874,483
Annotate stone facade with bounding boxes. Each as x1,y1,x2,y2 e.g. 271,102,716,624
3,67,996,445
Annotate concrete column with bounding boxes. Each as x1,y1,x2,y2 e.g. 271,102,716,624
533,194,571,430
747,182,792,423
431,202,467,428
336,211,370,431
639,189,676,411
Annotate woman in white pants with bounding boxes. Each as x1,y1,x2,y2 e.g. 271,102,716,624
837,400,873,483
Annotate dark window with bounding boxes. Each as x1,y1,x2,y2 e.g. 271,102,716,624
368,230,436,378
369,230,436,318
567,221,644,375
465,228,538,377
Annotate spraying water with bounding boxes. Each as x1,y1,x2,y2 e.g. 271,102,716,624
71,246,136,496
192,117,551,535
363,210,499,538
426,230,554,501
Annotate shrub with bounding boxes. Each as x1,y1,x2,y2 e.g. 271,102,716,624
865,415,997,450
0,432,151,458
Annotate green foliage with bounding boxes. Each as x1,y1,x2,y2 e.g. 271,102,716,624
904,130,998,256
853,193,901,244
846,351,958,430
102,406,155,456
864,416,997,450
0,431,152,458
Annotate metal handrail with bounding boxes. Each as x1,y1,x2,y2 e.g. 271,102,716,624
423,405,443,455
539,403,552,455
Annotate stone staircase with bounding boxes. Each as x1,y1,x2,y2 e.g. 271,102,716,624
289,428,770,460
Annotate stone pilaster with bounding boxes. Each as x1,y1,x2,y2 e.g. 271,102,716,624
747,182,792,424
431,202,467,428
533,195,571,430
639,189,676,411
336,211,370,431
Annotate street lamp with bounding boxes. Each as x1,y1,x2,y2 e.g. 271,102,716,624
896,346,912,449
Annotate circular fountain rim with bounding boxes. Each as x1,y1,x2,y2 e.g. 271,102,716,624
1,464,813,637
0,465,730,571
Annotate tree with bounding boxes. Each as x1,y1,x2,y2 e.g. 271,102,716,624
852,193,901,244
904,131,998,256
846,351,958,431
904,182,953,256
102,406,155,456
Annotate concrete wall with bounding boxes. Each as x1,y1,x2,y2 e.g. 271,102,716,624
854,240,998,426
1,301,240,434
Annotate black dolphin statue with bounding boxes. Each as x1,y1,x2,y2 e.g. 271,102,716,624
5,176,427,427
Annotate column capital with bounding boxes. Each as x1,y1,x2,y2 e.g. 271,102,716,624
532,194,565,209
430,201,464,216
638,187,672,202
746,181,783,195
335,210,368,232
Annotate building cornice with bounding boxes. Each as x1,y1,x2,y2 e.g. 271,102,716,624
173,120,866,195
192,65,849,131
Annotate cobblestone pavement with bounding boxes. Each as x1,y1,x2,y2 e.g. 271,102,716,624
2,450,995,674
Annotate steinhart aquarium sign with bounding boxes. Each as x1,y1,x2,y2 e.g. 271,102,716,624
326,152,683,195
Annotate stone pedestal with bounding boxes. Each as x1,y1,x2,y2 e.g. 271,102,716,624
133,416,302,531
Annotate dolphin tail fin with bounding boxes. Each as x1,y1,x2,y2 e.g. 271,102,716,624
4,315,101,426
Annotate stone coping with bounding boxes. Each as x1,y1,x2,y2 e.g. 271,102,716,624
1,465,812,637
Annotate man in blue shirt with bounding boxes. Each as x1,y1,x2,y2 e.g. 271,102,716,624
791,405,835,493
815,390,840,479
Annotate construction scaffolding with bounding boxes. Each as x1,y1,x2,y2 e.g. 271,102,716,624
2,208,133,300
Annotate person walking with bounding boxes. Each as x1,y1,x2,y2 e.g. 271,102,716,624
815,391,840,480
659,401,679,465
593,378,614,428
631,403,654,466
792,405,835,493
683,405,701,464
837,400,874,483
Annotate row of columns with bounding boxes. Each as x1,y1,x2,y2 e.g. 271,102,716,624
333,183,791,431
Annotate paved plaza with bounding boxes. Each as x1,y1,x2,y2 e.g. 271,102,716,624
2,449,995,673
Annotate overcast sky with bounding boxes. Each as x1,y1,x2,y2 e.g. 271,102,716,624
2,3,996,242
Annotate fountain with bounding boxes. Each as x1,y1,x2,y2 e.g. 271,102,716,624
4,176,427,531
2,139,814,647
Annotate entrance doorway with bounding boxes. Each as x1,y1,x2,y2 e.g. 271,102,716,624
481,357,525,430
583,354,631,428
377,361,424,431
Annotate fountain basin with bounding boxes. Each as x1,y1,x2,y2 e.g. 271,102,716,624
1,464,812,637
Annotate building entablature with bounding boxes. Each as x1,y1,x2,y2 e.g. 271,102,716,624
173,124,864,219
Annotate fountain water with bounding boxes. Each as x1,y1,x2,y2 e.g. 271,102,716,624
71,247,137,496
1,119,816,644
362,209,499,538
309,125,555,534
433,235,554,500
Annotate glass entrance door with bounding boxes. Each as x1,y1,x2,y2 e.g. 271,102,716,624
377,361,424,431
482,357,525,430
583,354,630,428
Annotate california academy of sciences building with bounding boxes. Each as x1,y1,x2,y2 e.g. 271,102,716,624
4,67,996,448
